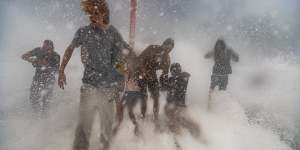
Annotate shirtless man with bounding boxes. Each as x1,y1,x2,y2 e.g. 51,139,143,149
138,38,174,121
114,51,146,136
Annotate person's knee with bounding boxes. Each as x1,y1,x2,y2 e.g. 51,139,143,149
128,111,136,122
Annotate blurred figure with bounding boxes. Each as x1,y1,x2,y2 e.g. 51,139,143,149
164,63,200,138
57,1,132,150
205,37,239,109
21,40,60,117
113,51,146,136
138,38,174,121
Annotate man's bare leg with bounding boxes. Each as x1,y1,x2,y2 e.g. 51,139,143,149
153,96,159,121
140,97,147,119
128,106,140,136
113,100,124,136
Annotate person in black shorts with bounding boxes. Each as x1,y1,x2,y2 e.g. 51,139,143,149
205,37,239,91
205,37,239,110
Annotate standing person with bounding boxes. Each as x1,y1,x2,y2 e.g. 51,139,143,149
164,63,200,138
58,0,132,150
113,51,146,136
22,40,60,117
138,38,174,121
205,37,239,109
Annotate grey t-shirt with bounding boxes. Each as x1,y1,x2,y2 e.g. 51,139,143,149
71,24,129,87
29,47,60,82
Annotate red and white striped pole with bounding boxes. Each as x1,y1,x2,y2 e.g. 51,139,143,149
129,0,137,48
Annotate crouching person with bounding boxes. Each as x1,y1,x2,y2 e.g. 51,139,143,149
164,63,200,138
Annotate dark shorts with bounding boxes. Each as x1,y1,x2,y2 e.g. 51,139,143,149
138,78,160,98
210,75,228,90
121,91,146,108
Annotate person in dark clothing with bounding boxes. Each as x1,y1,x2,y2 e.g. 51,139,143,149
22,40,60,116
205,38,239,110
164,63,200,138
165,63,189,107
58,1,132,150
205,38,239,91
137,38,174,121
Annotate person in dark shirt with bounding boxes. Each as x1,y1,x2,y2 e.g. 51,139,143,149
164,63,200,138
137,38,174,121
205,38,239,110
205,37,239,91
21,40,60,117
58,1,132,150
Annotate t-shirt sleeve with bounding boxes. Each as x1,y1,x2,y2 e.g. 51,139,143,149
28,48,40,57
182,72,191,78
111,26,132,66
70,28,84,48
229,49,239,62
204,51,214,58
112,26,131,51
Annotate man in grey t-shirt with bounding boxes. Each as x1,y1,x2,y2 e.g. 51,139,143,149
58,1,131,150
22,40,60,117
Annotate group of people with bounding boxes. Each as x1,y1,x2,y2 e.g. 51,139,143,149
21,0,239,150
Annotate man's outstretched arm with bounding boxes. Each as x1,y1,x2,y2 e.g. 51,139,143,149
21,50,38,63
231,49,239,62
22,49,48,66
58,45,75,89
204,51,214,59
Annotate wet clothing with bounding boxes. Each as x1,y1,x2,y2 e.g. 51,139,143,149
205,48,238,90
26,48,60,115
210,74,228,90
138,78,160,99
138,45,170,81
30,77,55,115
71,24,130,150
73,84,118,150
166,72,190,107
71,24,130,87
29,47,60,79
205,48,239,75
137,45,170,97
121,91,146,107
